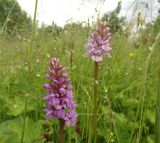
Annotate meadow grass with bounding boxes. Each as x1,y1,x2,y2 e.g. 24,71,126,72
0,22,159,142
0,1,159,141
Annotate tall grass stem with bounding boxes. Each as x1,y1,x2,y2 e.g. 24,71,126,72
29,0,38,71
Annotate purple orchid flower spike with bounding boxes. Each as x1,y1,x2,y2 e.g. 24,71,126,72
44,58,77,126
85,21,112,143
85,21,112,62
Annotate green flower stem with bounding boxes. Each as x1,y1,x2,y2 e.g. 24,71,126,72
59,119,65,143
93,62,99,143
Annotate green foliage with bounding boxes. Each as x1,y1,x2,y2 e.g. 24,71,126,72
0,117,43,143
5,96,36,116
0,0,32,36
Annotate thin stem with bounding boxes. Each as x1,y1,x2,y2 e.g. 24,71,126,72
70,35,74,68
59,119,65,143
0,1,16,34
93,62,99,143
155,37,160,142
136,53,150,142
28,0,38,71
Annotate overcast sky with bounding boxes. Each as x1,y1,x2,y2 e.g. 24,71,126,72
16,0,158,27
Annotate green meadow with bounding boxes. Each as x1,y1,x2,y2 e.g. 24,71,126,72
0,0,160,143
